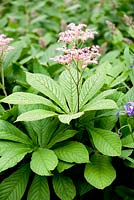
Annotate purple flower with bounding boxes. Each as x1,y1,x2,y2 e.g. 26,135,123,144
124,101,134,117
130,65,134,69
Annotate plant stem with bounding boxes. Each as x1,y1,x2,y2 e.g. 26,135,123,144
0,60,11,109
76,63,80,112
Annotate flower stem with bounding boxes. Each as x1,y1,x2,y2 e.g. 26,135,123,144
0,61,11,109
76,63,80,112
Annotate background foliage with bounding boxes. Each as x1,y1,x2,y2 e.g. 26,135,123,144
0,0,134,199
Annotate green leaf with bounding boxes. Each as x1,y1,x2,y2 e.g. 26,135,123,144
124,46,130,68
26,72,68,112
118,87,134,106
79,72,104,109
84,154,116,189
90,89,116,102
48,129,77,148
0,165,30,200
3,41,25,68
18,105,59,145
59,68,79,113
120,149,133,159
57,161,75,173
53,174,76,200
1,92,62,113
58,112,84,124
89,128,121,156
0,143,32,173
95,110,117,130
76,179,93,196
110,71,129,88
121,133,134,148
30,148,58,176
115,185,134,200
82,99,117,112
27,175,50,200
54,141,89,163
100,50,120,64
39,42,64,65
16,109,57,122
0,120,32,145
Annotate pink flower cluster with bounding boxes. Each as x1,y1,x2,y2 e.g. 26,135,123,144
0,34,14,56
58,23,98,43
51,45,100,69
50,23,100,69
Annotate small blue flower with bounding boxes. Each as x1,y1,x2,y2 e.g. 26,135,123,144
130,65,134,69
124,101,134,117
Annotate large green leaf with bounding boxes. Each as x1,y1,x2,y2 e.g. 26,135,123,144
79,72,104,109
30,148,58,176
18,105,59,145
58,112,84,124
54,141,89,163
59,68,79,113
84,154,116,189
16,109,57,122
0,142,32,173
121,133,134,148
0,165,30,200
0,120,32,145
90,89,116,102
95,111,117,130
48,129,77,148
52,174,76,200
57,161,75,173
27,175,50,200
1,92,62,113
26,72,68,112
82,99,117,112
89,128,121,156
24,118,59,147
110,71,129,88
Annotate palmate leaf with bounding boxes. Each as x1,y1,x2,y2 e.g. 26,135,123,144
27,175,50,200
18,105,59,145
0,165,30,200
16,109,57,122
59,68,80,113
79,72,104,109
0,142,32,173
121,133,134,148
84,154,116,189
82,99,117,112
57,161,75,173
58,112,84,124
0,119,32,145
54,141,89,163
48,129,77,148
26,72,69,112
30,148,58,176
90,89,116,102
52,174,76,200
1,92,62,113
110,70,129,88
89,128,121,156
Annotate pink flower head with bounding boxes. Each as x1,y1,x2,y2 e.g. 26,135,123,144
50,23,100,69
51,45,100,68
0,34,14,57
58,23,98,44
